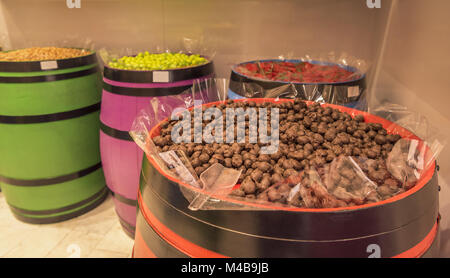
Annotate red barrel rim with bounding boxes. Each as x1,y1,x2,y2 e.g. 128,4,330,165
145,98,436,213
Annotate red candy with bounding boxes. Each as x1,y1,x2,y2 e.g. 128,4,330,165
236,61,358,83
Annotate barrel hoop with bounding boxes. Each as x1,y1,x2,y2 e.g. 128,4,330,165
419,220,440,258
0,162,102,186
103,61,214,83
100,121,133,141
142,154,438,240
0,66,98,83
136,210,190,258
103,82,193,97
7,187,108,215
9,187,108,224
111,190,138,206
136,200,214,258
394,221,439,258
117,212,136,239
138,187,437,257
133,229,159,258
117,214,136,232
229,70,366,101
0,102,101,124
0,53,98,72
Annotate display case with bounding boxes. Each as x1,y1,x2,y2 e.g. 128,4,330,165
0,0,448,258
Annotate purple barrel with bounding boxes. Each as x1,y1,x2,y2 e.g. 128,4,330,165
100,60,215,238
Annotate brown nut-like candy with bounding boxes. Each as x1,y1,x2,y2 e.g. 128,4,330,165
257,161,272,172
223,149,234,158
354,115,365,122
370,123,383,131
386,134,401,143
273,165,284,175
267,188,282,202
152,136,165,147
224,158,232,168
199,153,211,163
244,159,253,168
283,168,298,178
191,158,201,168
324,128,337,142
258,154,271,162
195,166,205,175
241,177,256,194
257,192,269,201
257,176,271,191
312,133,324,144
288,151,304,160
296,136,310,145
230,188,246,197
271,173,284,184
250,169,263,183
231,155,243,167
377,185,392,197
374,134,387,145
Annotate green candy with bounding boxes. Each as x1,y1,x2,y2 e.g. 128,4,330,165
108,52,208,71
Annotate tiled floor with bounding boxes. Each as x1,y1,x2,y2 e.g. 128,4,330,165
0,192,134,258
1,174,449,258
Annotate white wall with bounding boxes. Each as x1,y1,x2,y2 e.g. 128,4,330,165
373,0,450,257
0,0,389,79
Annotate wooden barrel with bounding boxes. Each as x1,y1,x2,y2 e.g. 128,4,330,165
133,99,440,258
100,60,214,237
228,59,367,111
0,52,107,224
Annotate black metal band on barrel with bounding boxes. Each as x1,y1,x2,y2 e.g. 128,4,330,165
141,157,439,241
140,182,438,258
229,70,366,101
8,187,108,215
136,209,189,258
0,66,98,83
103,62,214,83
100,121,133,141
118,214,136,232
111,190,137,206
0,53,97,72
421,223,441,258
9,188,108,225
103,82,194,97
0,162,102,187
117,214,136,238
0,102,100,124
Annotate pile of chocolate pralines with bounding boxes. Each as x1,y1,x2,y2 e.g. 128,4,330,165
152,99,411,209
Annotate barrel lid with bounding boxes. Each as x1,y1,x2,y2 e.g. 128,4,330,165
0,50,97,72
103,59,214,84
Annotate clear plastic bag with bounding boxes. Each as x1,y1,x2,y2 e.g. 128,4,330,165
130,82,446,211
98,36,216,72
228,52,369,111
0,35,96,53
371,103,446,190
0,36,97,62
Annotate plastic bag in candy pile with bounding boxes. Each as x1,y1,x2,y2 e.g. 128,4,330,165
371,103,447,190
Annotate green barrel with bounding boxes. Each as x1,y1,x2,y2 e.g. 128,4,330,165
0,51,107,224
